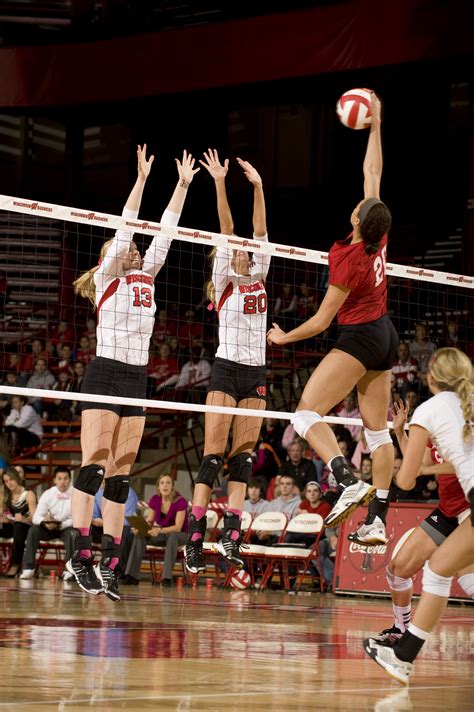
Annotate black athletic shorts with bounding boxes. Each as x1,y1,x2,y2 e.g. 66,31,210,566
420,506,459,546
81,356,147,417
209,357,267,402
334,314,399,371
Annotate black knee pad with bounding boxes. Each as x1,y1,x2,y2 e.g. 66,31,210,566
74,464,105,496
103,475,130,504
330,456,358,489
228,452,253,484
195,454,223,489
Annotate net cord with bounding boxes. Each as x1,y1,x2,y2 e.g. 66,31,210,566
0,385,397,429
0,194,472,289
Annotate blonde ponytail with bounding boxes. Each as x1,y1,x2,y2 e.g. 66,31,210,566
73,239,114,308
429,347,473,442
205,247,218,306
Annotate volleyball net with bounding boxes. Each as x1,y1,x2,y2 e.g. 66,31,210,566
0,193,473,433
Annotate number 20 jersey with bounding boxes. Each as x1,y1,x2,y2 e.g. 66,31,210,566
214,235,271,367
328,233,388,325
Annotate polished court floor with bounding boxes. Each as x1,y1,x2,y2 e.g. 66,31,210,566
0,578,473,711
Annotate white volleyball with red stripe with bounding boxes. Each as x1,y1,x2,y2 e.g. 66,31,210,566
336,88,373,129
230,570,251,590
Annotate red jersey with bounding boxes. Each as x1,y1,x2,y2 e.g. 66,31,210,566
299,499,332,519
430,446,467,518
329,233,388,324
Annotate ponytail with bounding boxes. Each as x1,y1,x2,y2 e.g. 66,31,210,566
429,347,473,443
455,376,473,443
205,247,218,307
73,238,114,308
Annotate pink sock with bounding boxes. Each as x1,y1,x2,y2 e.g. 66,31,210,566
192,505,207,520
228,509,242,540
108,537,121,570
79,527,91,558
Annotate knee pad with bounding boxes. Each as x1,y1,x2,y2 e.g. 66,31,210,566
457,573,474,598
103,475,130,504
386,565,413,592
195,454,223,489
228,453,252,484
292,410,322,439
74,464,105,496
364,427,392,454
422,560,453,597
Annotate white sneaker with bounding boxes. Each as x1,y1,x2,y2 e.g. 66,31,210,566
19,569,35,580
347,516,387,545
62,571,74,582
363,637,413,685
324,481,376,527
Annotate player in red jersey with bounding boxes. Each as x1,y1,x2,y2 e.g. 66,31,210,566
371,400,473,643
267,93,397,545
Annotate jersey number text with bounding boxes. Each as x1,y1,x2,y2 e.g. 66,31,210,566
132,286,152,308
243,293,267,315
373,245,387,287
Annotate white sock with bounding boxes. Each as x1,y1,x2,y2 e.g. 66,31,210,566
393,603,411,632
408,622,430,641
376,489,390,500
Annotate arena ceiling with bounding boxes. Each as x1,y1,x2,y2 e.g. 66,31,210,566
0,0,342,46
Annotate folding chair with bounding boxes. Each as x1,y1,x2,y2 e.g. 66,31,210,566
241,511,288,589
0,538,13,574
261,513,325,592
36,539,66,576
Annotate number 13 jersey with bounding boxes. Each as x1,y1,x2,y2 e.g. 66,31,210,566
329,233,388,324
214,234,270,367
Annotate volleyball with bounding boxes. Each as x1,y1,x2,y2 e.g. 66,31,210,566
230,570,251,590
336,88,373,129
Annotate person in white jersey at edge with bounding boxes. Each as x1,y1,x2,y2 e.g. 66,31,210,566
371,399,473,645
363,347,473,684
184,148,269,574
67,145,199,600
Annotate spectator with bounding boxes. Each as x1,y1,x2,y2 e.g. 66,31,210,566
49,320,75,354
4,395,43,455
281,422,297,450
83,316,96,339
44,372,74,422
351,430,371,471
177,310,203,351
19,466,73,579
21,339,47,374
149,342,179,394
153,309,177,345
405,388,419,421
252,439,281,490
0,433,9,472
260,418,285,460
359,455,373,483
91,480,138,571
51,345,74,378
75,335,94,365
4,353,26,383
391,341,419,396
270,474,301,518
273,283,298,329
243,478,269,516
409,323,436,385
0,372,21,415
1,467,37,577
337,391,362,441
71,361,85,391
124,474,188,587
173,343,211,402
439,319,460,349
26,358,56,414
278,441,317,493
296,481,332,519
295,283,317,323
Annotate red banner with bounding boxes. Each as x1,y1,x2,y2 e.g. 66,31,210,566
334,502,468,600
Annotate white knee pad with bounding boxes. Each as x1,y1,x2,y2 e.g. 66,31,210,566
422,561,453,597
364,427,392,454
457,573,474,599
292,410,323,439
386,565,413,592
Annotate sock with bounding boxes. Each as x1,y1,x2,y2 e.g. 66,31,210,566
79,527,91,558
376,489,390,500
393,603,411,632
108,537,121,570
190,506,207,541
394,626,428,663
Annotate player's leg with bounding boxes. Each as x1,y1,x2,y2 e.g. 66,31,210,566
67,408,118,594
185,391,235,574
364,517,474,684
293,350,375,527
349,368,393,544
95,414,145,601
216,397,266,568
373,526,437,642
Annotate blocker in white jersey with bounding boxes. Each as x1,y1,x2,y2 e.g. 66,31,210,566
214,236,270,367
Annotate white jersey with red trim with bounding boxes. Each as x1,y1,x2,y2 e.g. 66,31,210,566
95,207,179,366
214,233,270,366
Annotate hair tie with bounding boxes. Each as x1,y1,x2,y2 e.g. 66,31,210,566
207,302,215,311
98,258,103,266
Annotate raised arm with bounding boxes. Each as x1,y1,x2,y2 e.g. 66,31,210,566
363,94,382,199
200,148,233,235
143,150,199,278
237,157,270,280
99,144,154,277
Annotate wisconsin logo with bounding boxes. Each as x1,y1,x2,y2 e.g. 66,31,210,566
256,386,267,397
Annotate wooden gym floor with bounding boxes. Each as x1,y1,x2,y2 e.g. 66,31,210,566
0,579,472,711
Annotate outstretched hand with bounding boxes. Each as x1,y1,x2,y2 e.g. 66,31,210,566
267,323,287,346
389,399,408,431
137,144,154,180
176,149,200,187
237,157,262,187
199,148,229,181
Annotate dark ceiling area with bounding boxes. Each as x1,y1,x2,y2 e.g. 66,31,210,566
0,0,341,46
